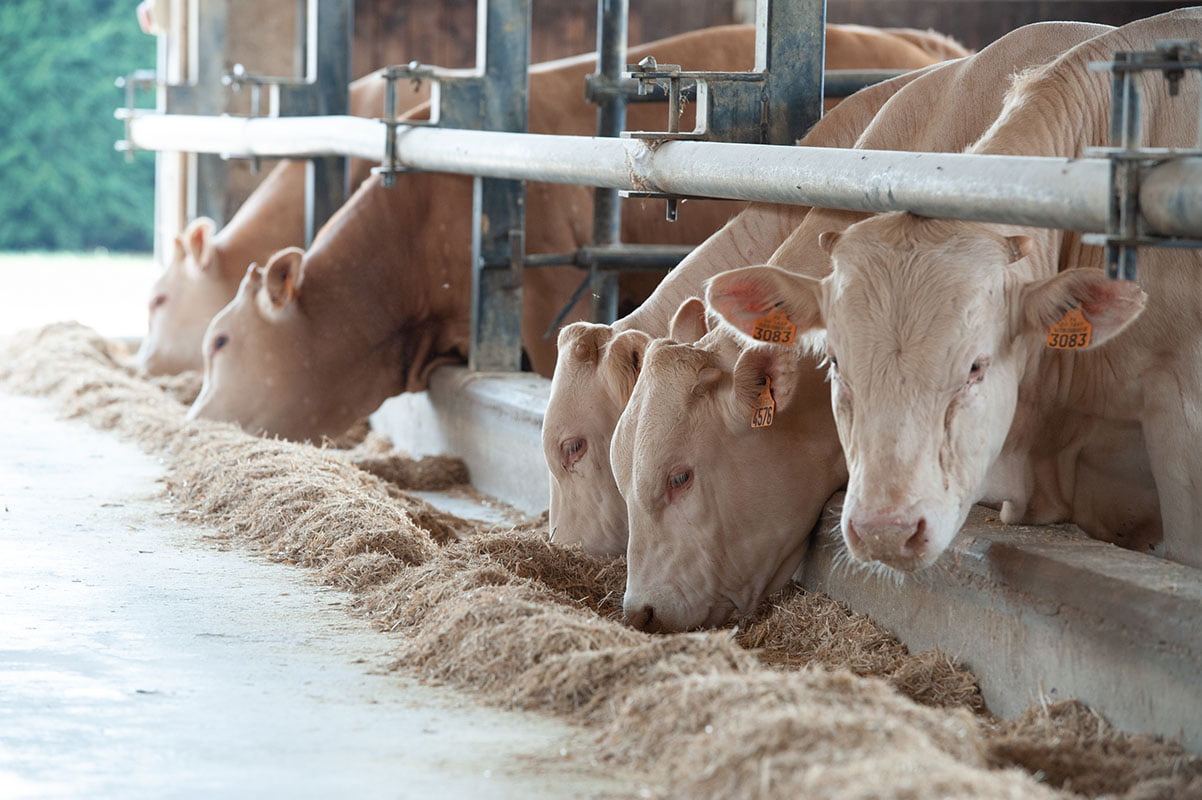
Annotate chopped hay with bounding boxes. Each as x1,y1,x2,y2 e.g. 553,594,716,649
3,322,1198,800
351,451,471,491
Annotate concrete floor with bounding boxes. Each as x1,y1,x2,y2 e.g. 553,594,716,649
0,392,641,799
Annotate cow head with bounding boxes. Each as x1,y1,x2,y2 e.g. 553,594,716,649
707,213,1145,571
614,301,844,633
543,321,650,556
137,218,234,376
187,246,393,442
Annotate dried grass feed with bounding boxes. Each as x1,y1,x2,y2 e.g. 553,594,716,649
4,322,1200,800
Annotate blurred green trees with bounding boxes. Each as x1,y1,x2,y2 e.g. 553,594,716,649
0,0,155,251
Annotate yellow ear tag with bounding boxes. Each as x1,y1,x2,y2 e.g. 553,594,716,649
751,376,775,429
1045,307,1093,350
752,308,797,345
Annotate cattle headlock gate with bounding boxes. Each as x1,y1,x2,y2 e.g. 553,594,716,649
117,0,1202,371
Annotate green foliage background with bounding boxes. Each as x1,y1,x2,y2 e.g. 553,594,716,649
0,1,156,251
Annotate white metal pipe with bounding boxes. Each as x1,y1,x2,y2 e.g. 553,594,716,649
1139,158,1202,239
124,112,1200,236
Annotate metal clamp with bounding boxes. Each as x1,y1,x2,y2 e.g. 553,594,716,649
114,69,157,161
372,62,441,188
1085,40,1202,279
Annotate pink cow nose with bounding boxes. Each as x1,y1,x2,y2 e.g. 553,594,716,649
844,509,929,568
624,604,663,634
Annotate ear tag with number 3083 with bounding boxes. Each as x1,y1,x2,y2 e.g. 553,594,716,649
752,308,796,345
1045,307,1092,350
751,376,775,429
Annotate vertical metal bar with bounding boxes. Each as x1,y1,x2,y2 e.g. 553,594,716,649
301,0,351,245
1107,56,1142,281
589,0,628,324
188,0,229,225
757,0,826,145
469,0,531,372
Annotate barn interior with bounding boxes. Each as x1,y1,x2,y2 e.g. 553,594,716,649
4,1,1202,797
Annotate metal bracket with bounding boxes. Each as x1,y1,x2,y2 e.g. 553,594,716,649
114,69,157,161
1086,40,1202,279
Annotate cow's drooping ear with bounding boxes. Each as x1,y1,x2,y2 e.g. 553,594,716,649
817,231,841,256
1005,235,1032,263
182,217,217,276
1020,269,1145,350
602,329,650,406
557,321,613,368
731,345,800,421
668,297,709,344
705,265,824,345
259,247,306,317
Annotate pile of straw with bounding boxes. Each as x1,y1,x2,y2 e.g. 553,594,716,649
3,322,1198,800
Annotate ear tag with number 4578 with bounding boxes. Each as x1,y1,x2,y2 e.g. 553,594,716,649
751,376,775,429
1045,307,1092,350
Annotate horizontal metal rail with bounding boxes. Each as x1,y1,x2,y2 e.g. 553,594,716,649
123,111,1202,237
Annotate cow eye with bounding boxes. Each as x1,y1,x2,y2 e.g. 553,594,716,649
667,469,693,500
967,356,989,384
212,334,230,354
150,294,167,311
560,437,587,470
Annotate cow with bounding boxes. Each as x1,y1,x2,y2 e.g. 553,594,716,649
618,21,1113,632
707,11,1201,575
135,72,430,376
185,24,958,443
544,27,971,557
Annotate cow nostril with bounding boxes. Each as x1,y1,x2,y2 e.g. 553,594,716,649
624,604,657,633
844,519,863,551
902,518,928,557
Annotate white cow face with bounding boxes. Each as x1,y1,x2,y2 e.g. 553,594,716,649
708,214,1145,572
614,309,842,633
137,218,233,376
543,322,648,556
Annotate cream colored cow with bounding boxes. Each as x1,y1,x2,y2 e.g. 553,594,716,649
617,21,1113,631
544,25,968,556
709,12,1200,573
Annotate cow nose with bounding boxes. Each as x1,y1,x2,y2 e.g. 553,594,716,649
624,604,661,633
845,509,929,567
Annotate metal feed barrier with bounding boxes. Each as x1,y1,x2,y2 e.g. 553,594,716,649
118,0,1202,371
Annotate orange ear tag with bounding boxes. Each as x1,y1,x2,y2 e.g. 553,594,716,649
751,308,797,346
1045,307,1093,350
751,376,775,429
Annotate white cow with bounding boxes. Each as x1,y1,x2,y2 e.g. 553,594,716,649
543,31,964,557
709,11,1200,573
618,20,1114,631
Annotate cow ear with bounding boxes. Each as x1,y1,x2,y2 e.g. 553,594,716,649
705,265,824,345
1005,235,1032,263
557,321,613,367
731,345,800,421
668,297,709,344
182,217,217,276
1020,269,1145,349
602,329,650,406
259,247,306,316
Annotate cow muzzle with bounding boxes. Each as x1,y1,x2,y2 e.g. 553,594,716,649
844,507,931,570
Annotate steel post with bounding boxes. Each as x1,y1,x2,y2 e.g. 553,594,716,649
589,0,628,324
757,0,826,145
468,0,531,372
301,0,351,245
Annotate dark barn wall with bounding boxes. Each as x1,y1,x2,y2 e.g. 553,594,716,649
826,1,1196,51
352,0,737,78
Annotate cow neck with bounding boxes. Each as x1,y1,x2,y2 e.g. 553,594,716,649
301,171,472,388
216,159,309,287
